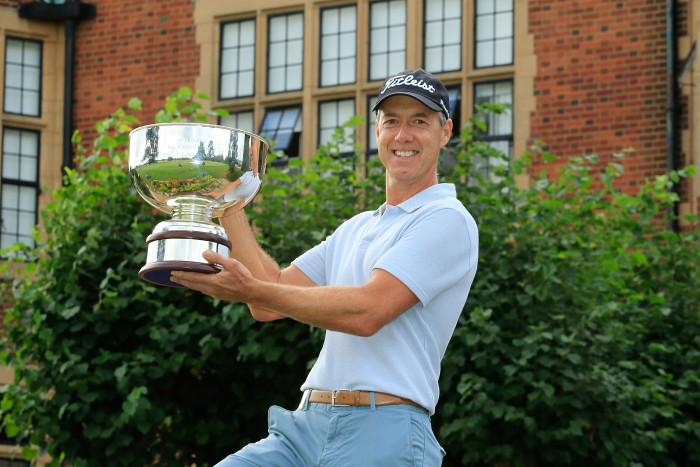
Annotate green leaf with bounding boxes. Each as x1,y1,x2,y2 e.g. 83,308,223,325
127,97,142,110
22,446,38,461
59,305,80,320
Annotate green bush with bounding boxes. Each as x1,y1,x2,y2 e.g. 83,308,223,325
435,134,700,466
0,89,326,466
1,91,698,466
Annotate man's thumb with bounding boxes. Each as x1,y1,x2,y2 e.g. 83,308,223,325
202,249,225,264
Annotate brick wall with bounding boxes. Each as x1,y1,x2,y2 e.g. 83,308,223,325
72,0,199,143
528,0,671,194
9,0,694,213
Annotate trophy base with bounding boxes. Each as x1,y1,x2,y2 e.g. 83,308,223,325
139,260,222,288
139,230,232,288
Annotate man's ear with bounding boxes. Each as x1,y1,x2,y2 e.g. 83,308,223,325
440,119,453,147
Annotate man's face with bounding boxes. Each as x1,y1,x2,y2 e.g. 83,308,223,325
376,95,452,194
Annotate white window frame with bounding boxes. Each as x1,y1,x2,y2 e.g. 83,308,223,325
320,5,357,87
423,0,462,73
267,12,304,94
220,110,255,133
1,127,40,252
368,0,406,81
3,37,42,117
474,0,514,69
318,98,355,155
473,79,514,179
260,105,303,160
219,18,256,99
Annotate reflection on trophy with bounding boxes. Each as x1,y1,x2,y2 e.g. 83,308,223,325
128,123,268,287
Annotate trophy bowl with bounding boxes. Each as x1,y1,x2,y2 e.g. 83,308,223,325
129,123,268,287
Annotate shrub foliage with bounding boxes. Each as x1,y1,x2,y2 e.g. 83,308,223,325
1,90,698,466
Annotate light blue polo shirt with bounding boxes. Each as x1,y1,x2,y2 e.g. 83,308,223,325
292,183,478,415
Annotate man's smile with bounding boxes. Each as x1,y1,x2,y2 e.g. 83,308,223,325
393,150,418,158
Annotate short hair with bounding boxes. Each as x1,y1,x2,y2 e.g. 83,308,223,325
438,112,447,128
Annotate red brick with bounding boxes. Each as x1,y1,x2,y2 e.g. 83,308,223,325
72,0,198,143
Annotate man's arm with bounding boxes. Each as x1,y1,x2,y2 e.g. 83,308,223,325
219,209,281,283
170,250,419,336
217,209,314,321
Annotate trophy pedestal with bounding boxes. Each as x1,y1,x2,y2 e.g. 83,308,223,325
139,227,232,288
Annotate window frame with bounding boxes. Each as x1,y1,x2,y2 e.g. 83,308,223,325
319,4,357,88
219,17,257,100
0,457,30,467
446,85,462,140
266,11,305,94
368,0,407,82
422,0,462,74
259,104,303,162
473,0,514,69
317,97,356,156
366,93,379,159
1,126,41,252
3,36,43,118
219,109,255,134
472,78,514,179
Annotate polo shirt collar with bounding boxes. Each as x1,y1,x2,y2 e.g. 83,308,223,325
374,183,457,216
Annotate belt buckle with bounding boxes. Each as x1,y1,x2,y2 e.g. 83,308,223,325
331,389,351,407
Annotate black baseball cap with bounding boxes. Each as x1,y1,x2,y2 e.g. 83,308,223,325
373,69,450,120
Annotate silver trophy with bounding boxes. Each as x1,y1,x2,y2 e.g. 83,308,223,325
128,123,268,287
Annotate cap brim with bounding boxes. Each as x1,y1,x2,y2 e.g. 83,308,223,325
373,91,444,114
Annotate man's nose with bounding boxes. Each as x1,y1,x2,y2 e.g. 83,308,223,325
395,122,413,142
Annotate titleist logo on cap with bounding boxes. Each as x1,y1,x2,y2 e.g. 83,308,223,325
379,74,436,95
373,69,450,120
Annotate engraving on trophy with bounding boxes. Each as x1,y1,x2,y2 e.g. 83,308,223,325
129,123,268,287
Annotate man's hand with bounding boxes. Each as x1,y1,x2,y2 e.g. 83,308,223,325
170,250,258,303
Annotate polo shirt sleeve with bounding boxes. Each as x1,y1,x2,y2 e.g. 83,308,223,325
374,206,478,307
292,239,329,286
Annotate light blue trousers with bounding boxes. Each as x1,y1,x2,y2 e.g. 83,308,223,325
213,395,445,466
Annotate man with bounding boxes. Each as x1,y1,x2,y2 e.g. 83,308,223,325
171,69,479,466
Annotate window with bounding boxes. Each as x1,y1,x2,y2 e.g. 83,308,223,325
369,0,406,81
220,19,256,99
220,110,255,133
473,80,513,178
320,5,357,87
268,12,304,93
423,0,461,73
318,99,355,154
1,127,40,251
474,0,513,68
0,459,30,467
260,106,302,158
366,94,379,158
4,37,42,117
446,86,461,139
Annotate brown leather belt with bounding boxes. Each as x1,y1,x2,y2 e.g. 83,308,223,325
306,390,423,409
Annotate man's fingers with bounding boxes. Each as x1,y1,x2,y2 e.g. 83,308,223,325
169,270,214,287
202,249,225,264
170,250,234,288
202,250,243,274
169,251,252,302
